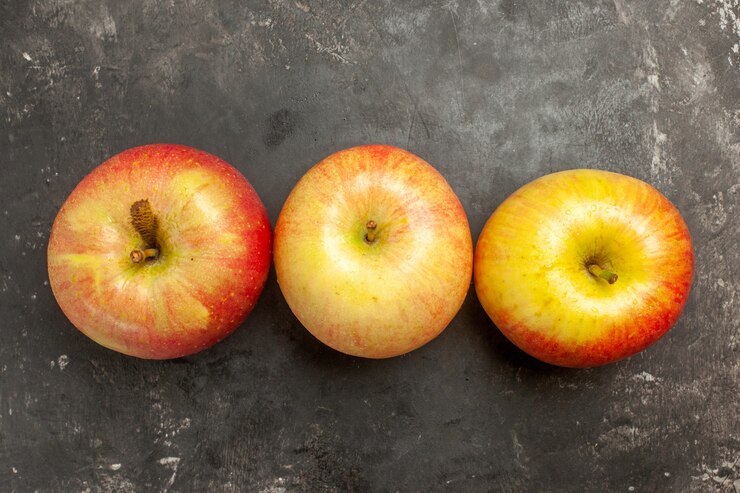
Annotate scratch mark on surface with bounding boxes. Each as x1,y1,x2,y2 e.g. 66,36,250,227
650,120,670,183
509,429,531,473
446,5,466,118
304,33,352,64
642,38,661,112
406,108,416,148
360,4,432,138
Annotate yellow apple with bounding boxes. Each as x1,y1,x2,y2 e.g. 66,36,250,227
474,169,694,367
275,144,473,358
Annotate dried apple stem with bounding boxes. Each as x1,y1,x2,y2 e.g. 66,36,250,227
130,199,159,262
130,248,159,263
588,264,618,284
365,220,378,243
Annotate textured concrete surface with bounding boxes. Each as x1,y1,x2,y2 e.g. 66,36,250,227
1,0,738,491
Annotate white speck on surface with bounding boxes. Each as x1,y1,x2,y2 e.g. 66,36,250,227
698,191,728,233
633,371,663,383
14,234,20,241
109,463,121,471
628,487,635,492
50,360,55,368
295,1,310,12
12,467,17,474
22,52,32,61
599,424,651,452
700,0,740,58
692,458,740,487
103,12,117,38
715,0,738,32
158,457,180,492
91,5,117,40
613,0,632,24
57,354,69,370
258,477,287,493
648,74,661,90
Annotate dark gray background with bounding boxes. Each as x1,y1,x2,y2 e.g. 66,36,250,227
1,0,738,491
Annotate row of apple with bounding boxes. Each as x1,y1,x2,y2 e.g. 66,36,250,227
47,143,693,368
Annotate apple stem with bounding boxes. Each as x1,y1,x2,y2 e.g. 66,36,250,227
365,220,378,243
130,199,159,263
130,248,159,263
588,264,618,284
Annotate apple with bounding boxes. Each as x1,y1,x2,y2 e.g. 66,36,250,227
274,144,473,358
474,169,693,367
47,144,271,359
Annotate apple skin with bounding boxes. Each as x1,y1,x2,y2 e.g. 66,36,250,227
47,144,271,359
474,169,693,368
274,144,473,358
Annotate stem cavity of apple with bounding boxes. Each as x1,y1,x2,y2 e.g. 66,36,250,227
588,264,618,284
364,220,378,244
130,199,160,263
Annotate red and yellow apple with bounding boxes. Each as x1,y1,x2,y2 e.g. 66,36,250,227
474,169,693,367
274,144,473,358
47,144,271,359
